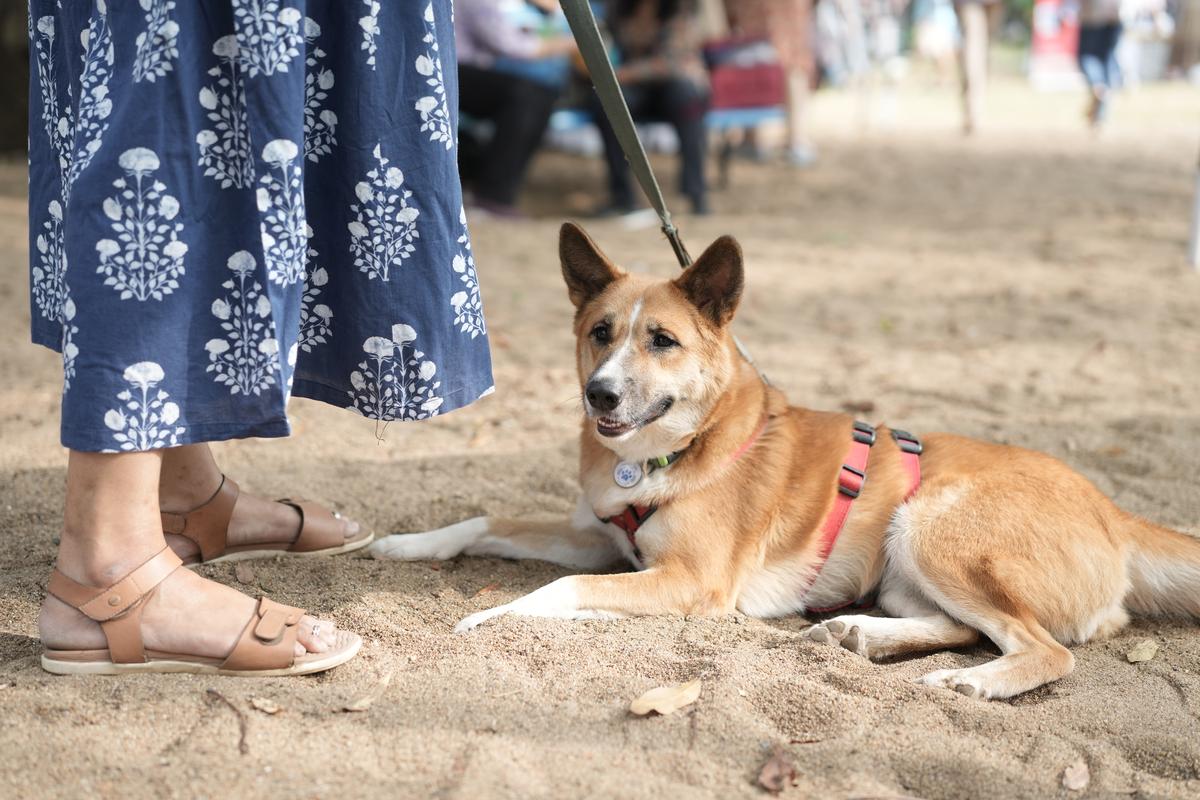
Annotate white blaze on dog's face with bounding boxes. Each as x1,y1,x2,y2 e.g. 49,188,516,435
559,222,745,460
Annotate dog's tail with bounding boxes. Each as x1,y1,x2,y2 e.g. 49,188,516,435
1124,514,1200,618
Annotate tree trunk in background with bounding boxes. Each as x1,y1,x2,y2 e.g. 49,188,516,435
0,5,28,154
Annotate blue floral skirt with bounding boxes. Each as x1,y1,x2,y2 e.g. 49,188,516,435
28,0,493,452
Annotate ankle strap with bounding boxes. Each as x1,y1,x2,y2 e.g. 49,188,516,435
160,475,239,562
47,547,183,664
48,547,183,622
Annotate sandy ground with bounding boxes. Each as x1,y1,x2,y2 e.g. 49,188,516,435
2,78,1200,799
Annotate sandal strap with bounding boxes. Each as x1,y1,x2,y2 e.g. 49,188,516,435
279,500,345,553
160,476,239,562
221,597,306,671
47,547,183,664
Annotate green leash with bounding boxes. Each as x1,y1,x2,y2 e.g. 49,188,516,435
558,0,769,383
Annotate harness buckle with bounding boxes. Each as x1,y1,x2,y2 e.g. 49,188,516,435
838,464,866,498
890,429,923,455
851,420,877,446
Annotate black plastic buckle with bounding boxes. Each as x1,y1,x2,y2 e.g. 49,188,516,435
838,464,866,498
891,429,923,455
851,421,877,446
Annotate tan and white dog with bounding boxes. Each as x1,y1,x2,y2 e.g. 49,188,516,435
370,222,1200,700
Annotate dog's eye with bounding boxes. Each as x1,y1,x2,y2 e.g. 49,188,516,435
652,333,678,349
591,323,611,344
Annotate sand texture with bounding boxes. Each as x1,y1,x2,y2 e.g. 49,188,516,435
2,81,1199,799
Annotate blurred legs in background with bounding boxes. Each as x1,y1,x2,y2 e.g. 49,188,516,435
1078,23,1123,127
954,0,991,134
785,68,816,165
458,64,560,216
592,79,711,215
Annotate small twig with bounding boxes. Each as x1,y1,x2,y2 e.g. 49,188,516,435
205,689,249,755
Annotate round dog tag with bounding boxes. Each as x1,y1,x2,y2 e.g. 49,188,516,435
613,461,643,488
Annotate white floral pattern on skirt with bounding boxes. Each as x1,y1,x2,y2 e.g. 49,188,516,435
30,0,492,452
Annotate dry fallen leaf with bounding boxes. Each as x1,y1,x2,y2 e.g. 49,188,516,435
757,746,798,794
629,680,701,716
472,582,501,598
249,697,281,715
1062,757,1090,791
234,563,256,585
342,670,394,713
1126,639,1158,663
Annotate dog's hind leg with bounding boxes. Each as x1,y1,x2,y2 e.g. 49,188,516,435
804,614,979,659
369,497,622,570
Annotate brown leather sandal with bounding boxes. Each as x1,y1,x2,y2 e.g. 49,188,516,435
41,547,361,676
160,475,373,565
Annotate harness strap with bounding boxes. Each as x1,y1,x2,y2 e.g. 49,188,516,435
807,426,924,614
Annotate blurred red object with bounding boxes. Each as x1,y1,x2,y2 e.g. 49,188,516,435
704,37,787,109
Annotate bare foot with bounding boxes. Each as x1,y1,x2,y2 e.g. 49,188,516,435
39,566,337,660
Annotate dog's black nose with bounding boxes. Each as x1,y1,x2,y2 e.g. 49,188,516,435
585,380,622,413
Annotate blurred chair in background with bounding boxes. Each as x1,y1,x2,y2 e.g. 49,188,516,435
726,0,820,167
456,0,577,218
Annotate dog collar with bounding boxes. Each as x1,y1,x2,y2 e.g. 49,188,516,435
601,416,771,563
612,449,687,488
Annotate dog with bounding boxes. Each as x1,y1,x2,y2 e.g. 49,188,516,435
370,222,1200,700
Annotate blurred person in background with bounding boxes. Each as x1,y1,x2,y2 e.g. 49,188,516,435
593,0,712,216
913,0,961,83
953,0,1001,134
1077,0,1124,127
727,0,820,166
456,0,577,218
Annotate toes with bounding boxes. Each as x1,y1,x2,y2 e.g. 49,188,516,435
841,625,868,657
296,615,335,654
454,604,510,633
919,669,989,700
803,620,870,658
803,624,833,645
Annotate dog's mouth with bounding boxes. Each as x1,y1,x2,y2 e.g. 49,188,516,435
595,398,674,438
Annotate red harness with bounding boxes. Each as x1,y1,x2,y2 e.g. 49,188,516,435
601,421,923,610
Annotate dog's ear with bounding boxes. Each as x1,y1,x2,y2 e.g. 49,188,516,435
560,222,622,308
673,236,744,326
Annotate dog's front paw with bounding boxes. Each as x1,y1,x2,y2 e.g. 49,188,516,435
369,517,489,561
454,603,512,633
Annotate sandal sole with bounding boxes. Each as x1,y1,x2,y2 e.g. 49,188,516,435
187,532,375,567
41,631,362,677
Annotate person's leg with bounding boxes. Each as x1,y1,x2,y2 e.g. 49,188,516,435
456,63,501,193
591,85,651,210
40,450,338,659
954,1,988,134
472,75,559,209
785,67,817,165
657,79,710,213
158,443,360,562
